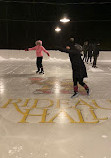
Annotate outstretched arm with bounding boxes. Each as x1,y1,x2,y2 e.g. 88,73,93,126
28,46,36,51
59,46,77,54
59,47,69,53
25,46,36,51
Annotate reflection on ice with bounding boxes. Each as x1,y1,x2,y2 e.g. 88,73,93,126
88,67,104,72
101,135,108,138
8,145,23,156
0,79,5,94
58,111,67,123
54,81,60,94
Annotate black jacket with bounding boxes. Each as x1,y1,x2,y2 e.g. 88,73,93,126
63,45,87,79
87,43,93,56
83,44,88,54
93,44,100,57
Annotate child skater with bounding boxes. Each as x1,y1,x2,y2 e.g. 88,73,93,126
25,40,50,74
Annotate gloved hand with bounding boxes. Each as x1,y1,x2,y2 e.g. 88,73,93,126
25,48,29,51
47,52,50,56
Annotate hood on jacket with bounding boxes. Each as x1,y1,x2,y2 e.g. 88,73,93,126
35,40,42,46
75,43,83,52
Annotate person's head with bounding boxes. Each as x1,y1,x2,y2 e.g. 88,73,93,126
70,38,74,42
84,41,88,45
75,44,83,52
35,40,42,46
97,42,100,46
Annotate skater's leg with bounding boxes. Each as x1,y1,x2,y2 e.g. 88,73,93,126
83,53,86,62
94,56,98,67
79,78,89,95
83,57,84,62
85,56,87,63
92,56,94,67
71,74,79,98
36,57,40,73
78,78,85,87
85,55,87,63
90,56,92,63
74,78,78,92
87,56,89,63
39,57,44,74
92,56,97,67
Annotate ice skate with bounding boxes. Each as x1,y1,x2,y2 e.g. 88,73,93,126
86,88,90,96
39,71,44,74
39,67,44,74
83,84,90,96
36,70,40,73
71,92,79,98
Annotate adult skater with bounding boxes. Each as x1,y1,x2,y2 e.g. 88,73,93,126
87,43,93,64
25,40,50,74
61,38,89,97
66,44,89,97
82,41,88,63
92,42,100,68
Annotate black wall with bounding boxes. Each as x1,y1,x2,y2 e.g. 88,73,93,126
0,0,111,50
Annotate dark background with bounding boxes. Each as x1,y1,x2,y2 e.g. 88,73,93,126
0,0,111,50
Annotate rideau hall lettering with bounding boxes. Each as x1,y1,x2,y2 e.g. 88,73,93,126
0,99,111,124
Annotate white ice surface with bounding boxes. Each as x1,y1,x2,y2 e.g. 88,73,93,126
0,49,111,61
0,50,111,158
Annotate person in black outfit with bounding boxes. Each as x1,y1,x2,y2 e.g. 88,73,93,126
67,44,89,97
92,43,100,68
87,43,93,64
83,41,88,63
61,38,89,97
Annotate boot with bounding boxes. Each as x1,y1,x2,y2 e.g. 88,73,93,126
71,92,79,98
36,68,40,73
71,86,79,98
83,84,89,95
39,67,44,74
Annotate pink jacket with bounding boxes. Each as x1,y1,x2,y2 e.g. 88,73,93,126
29,45,48,57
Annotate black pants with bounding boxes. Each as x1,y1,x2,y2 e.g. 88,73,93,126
72,70,85,86
87,55,92,63
92,56,97,67
73,77,85,87
36,57,43,71
83,53,87,62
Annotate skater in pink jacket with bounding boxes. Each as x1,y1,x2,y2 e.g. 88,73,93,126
25,40,50,74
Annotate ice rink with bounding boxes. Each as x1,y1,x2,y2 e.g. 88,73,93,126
0,50,111,158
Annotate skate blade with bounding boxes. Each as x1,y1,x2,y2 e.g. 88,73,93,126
39,73,44,75
71,93,79,98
